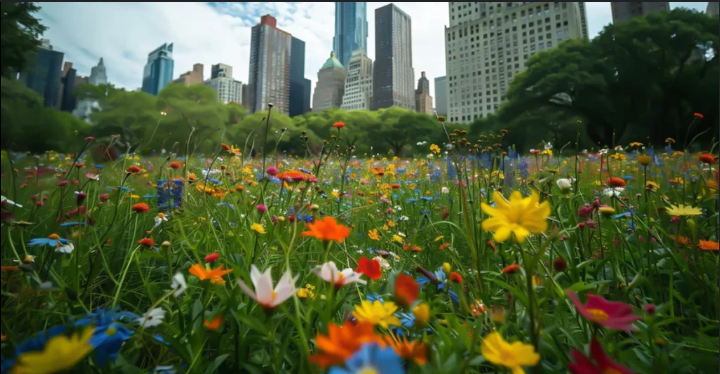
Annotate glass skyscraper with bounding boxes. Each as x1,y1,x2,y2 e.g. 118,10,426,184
19,40,64,108
333,2,368,71
289,36,311,116
248,15,292,114
141,43,174,95
373,4,415,110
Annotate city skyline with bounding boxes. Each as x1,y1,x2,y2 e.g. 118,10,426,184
37,2,709,102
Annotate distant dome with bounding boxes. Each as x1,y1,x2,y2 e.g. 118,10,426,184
321,52,344,70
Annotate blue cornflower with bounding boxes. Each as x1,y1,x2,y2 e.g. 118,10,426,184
367,293,384,303
207,178,222,185
267,176,282,184
299,168,312,174
398,312,415,328
14,325,67,356
143,194,158,199
59,222,86,227
117,186,131,192
407,198,418,204
328,343,404,374
89,324,134,366
417,267,459,304
92,164,104,169
28,235,69,247
420,210,431,216
420,196,432,202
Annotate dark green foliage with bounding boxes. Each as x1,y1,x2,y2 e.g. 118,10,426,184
1,2,48,78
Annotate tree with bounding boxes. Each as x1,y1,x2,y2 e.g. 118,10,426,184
1,2,48,78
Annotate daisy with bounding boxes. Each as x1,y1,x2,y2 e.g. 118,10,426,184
137,308,166,328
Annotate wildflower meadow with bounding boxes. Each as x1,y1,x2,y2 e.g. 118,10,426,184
1,112,718,374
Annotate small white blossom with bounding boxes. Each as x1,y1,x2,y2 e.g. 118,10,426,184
137,308,166,328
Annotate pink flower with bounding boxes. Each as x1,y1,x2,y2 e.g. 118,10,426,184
643,304,656,315
57,180,68,187
266,166,279,176
568,339,634,374
567,290,641,331
256,204,267,213
99,194,109,201
85,136,95,141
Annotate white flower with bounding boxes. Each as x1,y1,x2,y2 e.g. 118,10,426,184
441,186,450,194
544,142,553,150
56,243,74,254
399,216,409,221
1,196,23,208
312,261,366,288
238,265,299,310
556,178,572,191
397,232,406,238
171,272,186,297
154,212,169,227
603,187,624,197
137,308,165,328
373,256,391,269
599,149,609,155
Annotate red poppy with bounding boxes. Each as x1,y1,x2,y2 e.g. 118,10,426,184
449,272,463,283
699,153,715,164
205,253,220,263
567,290,641,331
333,121,346,129
356,256,381,280
502,263,520,274
693,112,704,119
441,208,450,220
391,183,401,189
553,258,567,272
138,238,155,247
605,177,626,188
126,165,142,174
169,161,182,169
568,339,634,374
131,203,150,213
276,170,311,182
394,274,419,308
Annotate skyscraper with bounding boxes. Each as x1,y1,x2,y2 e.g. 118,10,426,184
373,4,415,111
60,62,78,112
434,76,448,116
445,2,585,122
19,39,64,108
415,71,433,114
611,2,669,23
141,43,174,95
89,58,107,85
204,63,243,104
578,3,589,39
707,2,719,16
341,48,373,111
290,37,311,116
248,15,292,114
312,52,346,112
173,63,204,86
334,2,368,70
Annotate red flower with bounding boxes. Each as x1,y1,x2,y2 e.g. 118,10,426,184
391,183,401,189
394,274,419,308
169,161,182,170
138,238,155,247
568,339,634,374
205,253,220,263
502,263,520,274
355,256,381,280
131,203,150,213
276,170,311,182
567,290,641,331
126,165,142,174
449,272,463,283
605,177,626,188
699,153,715,164
441,208,450,220
333,121,345,129
553,257,567,272
693,112,704,119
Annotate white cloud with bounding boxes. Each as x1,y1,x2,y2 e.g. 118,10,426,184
38,1,709,104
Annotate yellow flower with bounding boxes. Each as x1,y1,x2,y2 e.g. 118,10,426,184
598,206,616,216
541,149,553,156
629,142,644,147
352,300,401,329
645,181,660,191
13,327,94,374
665,204,702,216
637,154,652,166
611,153,626,161
430,144,441,154
251,223,265,234
392,235,403,243
368,229,381,241
442,262,451,273
481,191,550,243
413,303,430,328
434,235,444,242
387,220,396,227
481,332,540,374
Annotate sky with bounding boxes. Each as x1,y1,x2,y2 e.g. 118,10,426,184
37,2,710,101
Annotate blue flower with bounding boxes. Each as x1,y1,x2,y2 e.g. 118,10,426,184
92,164,105,169
367,293,384,303
14,325,67,356
299,168,313,174
407,198,418,204
398,312,415,328
328,343,404,374
267,176,282,184
217,202,236,210
89,324,134,366
420,196,432,202
59,222,86,227
28,237,69,247
417,267,459,304
143,194,159,199
207,178,222,185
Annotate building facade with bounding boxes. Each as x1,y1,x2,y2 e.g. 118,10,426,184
707,2,719,16
173,63,204,86
611,2,669,23
141,43,174,95
334,2,368,70
19,39,64,108
204,63,243,104
290,37,311,116
445,2,585,123
373,4,415,110
341,48,373,110
415,71,433,114
248,15,292,114
89,58,107,85
434,76,448,116
59,62,78,112
578,2,589,39
312,52,346,112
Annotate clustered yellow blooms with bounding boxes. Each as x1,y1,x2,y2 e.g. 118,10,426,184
297,284,316,299
352,300,401,329
481,332,540,374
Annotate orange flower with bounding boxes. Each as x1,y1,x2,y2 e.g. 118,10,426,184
391,183,401,189
438,243,450,250
699,153,715,164
310,322,385,368
605,177,626,188
384,335,428,365
137,238,155,247
188,263,234,283
502,263,520,274
300,216,350,242
126,165,142,174
450,272,463,283
131,203,150,213
332,121,345,129
204,315,223,331
699,240,719,251
169,161,182,170
1,266,20,272
394,274,419,308
220,143,231,151
669,234,690,246
276,170,312,182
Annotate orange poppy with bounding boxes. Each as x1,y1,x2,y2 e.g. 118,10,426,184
699,240,719,251
669,235,690,246
438,243,450,250
137,238,155,247
126,165,142,174
188,263,234,282
699,153,715,164
450,272,463,284
502,263,520,274
204,315,223,331
131,203,150,213
300,216,350,242
276,170,312,182
384,335,428,365
332,121,345,129
605,177,626,188
394,274,419,308
169,161,182,170
310,322,385,368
